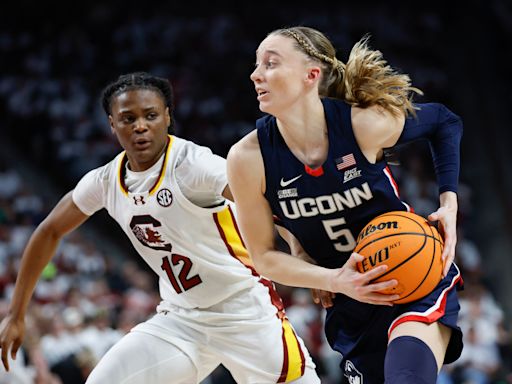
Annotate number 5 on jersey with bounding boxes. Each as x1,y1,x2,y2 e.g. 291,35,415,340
322,217,356,252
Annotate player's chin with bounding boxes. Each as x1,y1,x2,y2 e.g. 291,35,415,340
258,102,275,115
130,146,156,162
257,102,268,113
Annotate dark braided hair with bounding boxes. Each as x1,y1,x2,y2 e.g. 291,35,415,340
101,72,175,129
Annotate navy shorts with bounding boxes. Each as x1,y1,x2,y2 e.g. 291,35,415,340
325,263,463,384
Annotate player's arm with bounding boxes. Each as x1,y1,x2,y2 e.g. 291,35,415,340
226,132,398,303
0,191,89,371
353,103,462,276
276,226,335,308
392,103,462,276
226,132,329,289
396,103,462,276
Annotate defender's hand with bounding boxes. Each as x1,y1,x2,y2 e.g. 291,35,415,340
311,288,335,308
0,315,25,371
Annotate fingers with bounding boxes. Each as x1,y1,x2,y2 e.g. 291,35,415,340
11,339,20,361
311,289,320,304
361,264,389,283
347,252,364,267
352,278,400,306
1,344,10,372
366,294,400,306
320,293,334,308
440,225,456,278
369,279,398,292
311,289,334,308
442,245,455,277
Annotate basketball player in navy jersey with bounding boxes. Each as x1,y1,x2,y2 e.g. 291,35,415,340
227,26,464,384
0,72,320,383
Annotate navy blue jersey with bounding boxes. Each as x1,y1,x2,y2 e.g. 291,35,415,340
257,97,410,269
257,97,463,382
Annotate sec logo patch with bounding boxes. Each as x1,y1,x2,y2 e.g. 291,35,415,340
157,188,173,207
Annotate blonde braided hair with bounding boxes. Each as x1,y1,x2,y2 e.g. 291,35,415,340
270,27,422,116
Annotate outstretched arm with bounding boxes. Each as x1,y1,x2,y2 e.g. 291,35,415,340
0,191,89,371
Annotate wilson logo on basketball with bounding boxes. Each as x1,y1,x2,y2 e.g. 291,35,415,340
357,221,398,242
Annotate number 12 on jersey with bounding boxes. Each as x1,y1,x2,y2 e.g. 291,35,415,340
161,254,202,294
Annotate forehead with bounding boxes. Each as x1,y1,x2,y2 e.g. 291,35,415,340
111,89,165,111
256,34,297,57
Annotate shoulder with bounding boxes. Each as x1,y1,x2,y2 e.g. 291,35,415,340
227,130,266,195
352,105,404,130
82,152,123,183
352,105,405,150
171,135,221,166
227,130,264,184
171,135,200,152
227,130,260,164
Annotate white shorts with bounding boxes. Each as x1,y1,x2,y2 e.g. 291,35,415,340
86,283,319,384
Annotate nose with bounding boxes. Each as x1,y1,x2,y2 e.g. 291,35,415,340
250,65,262,83
133,118,148,132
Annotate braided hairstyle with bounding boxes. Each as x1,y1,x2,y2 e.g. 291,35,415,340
270,26,422,116
101,72,175,130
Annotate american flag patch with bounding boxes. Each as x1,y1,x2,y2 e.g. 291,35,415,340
335,153,356,170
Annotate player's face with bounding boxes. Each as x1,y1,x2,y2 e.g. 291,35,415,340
109,89,171,171
250,34,311,116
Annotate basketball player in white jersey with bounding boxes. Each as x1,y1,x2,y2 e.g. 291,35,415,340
0,72,320,383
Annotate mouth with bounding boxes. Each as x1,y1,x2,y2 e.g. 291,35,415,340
256,89,269,100
134,139,151,150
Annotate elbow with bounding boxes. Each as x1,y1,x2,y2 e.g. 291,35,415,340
251,250,274,278
437,103,464,137
37,219,63,241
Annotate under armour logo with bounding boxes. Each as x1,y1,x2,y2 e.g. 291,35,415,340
133,195,146,205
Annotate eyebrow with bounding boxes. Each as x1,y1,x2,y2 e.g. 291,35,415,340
118,106,158,114
256,49,282,58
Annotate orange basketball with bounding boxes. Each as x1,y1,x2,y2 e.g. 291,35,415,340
354,211,444,304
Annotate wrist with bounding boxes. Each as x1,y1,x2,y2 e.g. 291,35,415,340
440,191,458,209
7,307,26,321
324,267,338,293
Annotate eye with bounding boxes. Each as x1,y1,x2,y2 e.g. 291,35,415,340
121,115,135,124
147,112,158,120
265,60,277,69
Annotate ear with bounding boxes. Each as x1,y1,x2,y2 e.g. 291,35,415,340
108,115,115,134
306,66,321,84
165,107,171,127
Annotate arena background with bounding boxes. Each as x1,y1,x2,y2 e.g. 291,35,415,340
1,0,511,382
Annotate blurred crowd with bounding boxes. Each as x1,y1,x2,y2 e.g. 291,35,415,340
1,2,511,383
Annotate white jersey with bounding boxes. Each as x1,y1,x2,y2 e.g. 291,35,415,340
73,135,259,309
